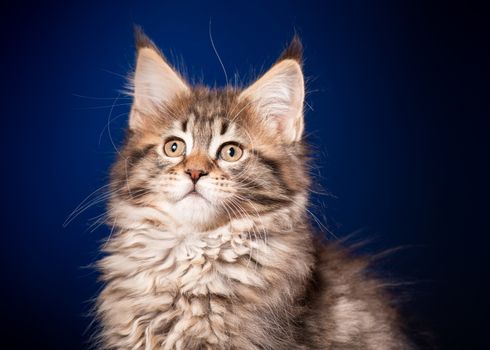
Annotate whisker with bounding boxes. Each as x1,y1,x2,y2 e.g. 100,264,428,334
72,93,132,100
107,93,124,157
208,20,228,86
74,103,132,110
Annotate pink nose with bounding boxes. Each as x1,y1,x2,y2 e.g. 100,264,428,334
185,169,208,184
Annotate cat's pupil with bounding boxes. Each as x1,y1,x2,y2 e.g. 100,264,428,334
171,143,178,152
228,147,235,157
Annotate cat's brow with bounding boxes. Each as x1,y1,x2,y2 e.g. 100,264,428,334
220,120,229,135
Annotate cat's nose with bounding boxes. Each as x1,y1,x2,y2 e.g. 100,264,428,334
185,169,209,184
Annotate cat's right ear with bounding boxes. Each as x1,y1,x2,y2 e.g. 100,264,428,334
129,26,189,130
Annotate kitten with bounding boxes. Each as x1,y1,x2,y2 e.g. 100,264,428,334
95,28,413,349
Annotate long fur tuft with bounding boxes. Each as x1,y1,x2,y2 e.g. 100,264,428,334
278,34,303,64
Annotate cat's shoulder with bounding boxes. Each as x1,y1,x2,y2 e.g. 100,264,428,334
312,239,397,307
314,240,371,282
305,239,414,349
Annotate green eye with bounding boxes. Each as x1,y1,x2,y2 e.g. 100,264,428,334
164,138,186,157
219,143,243,162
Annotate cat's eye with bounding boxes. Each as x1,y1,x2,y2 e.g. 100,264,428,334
163,138,186,157
219,143,243,162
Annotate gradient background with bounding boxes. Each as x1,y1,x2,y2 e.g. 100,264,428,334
1,1,488,349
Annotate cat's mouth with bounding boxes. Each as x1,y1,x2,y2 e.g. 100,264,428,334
186,190,201,197
183,188,210,203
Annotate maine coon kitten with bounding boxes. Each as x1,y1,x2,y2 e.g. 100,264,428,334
95,29,413,349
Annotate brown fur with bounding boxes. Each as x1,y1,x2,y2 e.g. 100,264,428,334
94,30,413,349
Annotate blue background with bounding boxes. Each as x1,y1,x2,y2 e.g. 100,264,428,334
1,1,487,349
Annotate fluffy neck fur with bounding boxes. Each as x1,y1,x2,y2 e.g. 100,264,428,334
97,191,315,349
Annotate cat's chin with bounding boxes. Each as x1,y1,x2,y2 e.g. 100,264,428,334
172,194,217,227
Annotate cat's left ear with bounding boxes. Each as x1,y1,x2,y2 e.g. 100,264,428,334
240,36,305,143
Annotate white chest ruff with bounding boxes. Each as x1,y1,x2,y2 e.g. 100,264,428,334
99,218,273,349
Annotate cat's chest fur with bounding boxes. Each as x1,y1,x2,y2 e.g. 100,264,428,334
98,216,302,350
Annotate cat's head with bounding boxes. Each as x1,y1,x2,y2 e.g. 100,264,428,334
109,29,310,231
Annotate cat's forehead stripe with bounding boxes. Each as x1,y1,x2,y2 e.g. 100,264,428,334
183,112,235,144
191,114,213,149
220,120,229,136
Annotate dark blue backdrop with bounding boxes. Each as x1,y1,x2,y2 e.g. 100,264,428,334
1,1,488,349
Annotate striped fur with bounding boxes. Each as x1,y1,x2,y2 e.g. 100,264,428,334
95,31,412,349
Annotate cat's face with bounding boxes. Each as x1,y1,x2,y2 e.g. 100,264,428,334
109,32,309,230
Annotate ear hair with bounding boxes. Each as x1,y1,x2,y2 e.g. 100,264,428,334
240,36,305,143
277,34,303,65
134,25,158,51
129,26,189,130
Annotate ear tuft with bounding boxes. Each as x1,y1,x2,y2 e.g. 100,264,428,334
278,34,303,65
133,25,155,50
133,25,169,62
